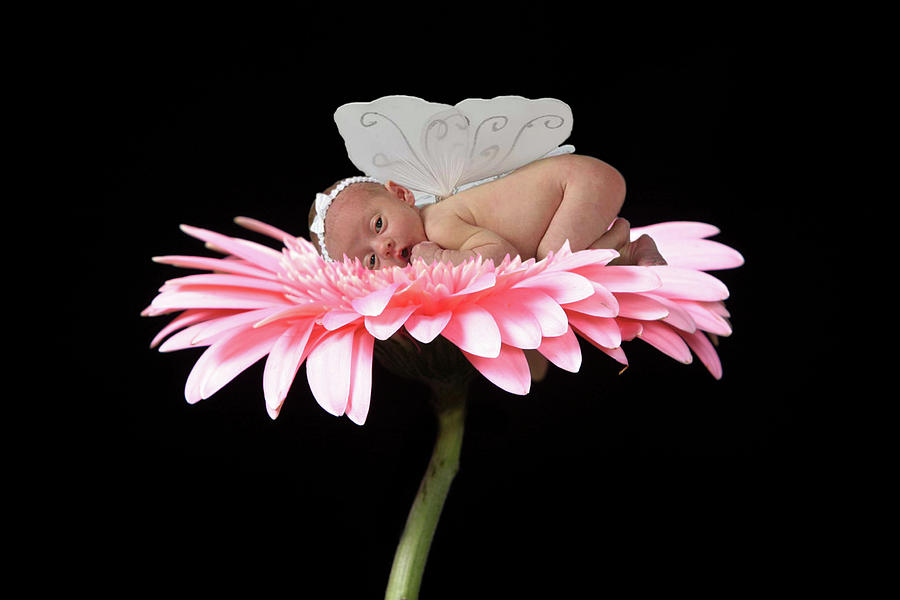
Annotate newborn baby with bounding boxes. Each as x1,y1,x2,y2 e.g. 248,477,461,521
309,153,666,269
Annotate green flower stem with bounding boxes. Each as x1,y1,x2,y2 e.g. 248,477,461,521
385,386,467,600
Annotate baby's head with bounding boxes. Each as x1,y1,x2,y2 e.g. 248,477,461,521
308,177,427,269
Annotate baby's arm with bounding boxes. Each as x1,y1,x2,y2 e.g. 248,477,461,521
413,214,519,266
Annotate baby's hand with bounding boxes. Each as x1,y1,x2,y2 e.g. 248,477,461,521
410,241,444,265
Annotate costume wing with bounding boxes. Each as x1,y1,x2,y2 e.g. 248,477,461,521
334,95,573,202
453,96,573,184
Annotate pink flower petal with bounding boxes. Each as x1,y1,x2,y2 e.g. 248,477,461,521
562,282,619,317
365,305,419,340
184,347,216,405
678,301,733,336
599,345,628,366
252,305,324,328
516,290,569,338
451,270,497,296
680,329,723,379
183,323,285,403
708,301,731,318
179,225,285,273
615,293,669,321
630,221,721,241
645,294,697,333
512,271,595,304
161,308,288,354
651,239,745,271
651,267,730,301
351,283,401,316
189,307,287,346
482,288,569,338
299,326,331,364
536,326,582,372
153,255,276,280
578,265,662,293
162,273,288,294
263,319,315,418
405,311,452,343
150,309,227,349
233,216,295,243
345,329,375,425
201,326,285,400
463,344,531,395
478,293,543,349
441,304,501,358
159,324,219,353
638,321,693,364
151,287,293,311
568,313,622,349
547,247,618,270
630,222,743,271
305,327,355,417
321,309,362,331
616,319,643,341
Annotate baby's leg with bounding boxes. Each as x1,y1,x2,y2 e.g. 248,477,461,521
535,155,627,260
534,155,665,265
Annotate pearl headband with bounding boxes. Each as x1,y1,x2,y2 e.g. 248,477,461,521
309,176,381,261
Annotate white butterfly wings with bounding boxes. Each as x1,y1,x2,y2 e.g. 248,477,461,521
333,95,574,200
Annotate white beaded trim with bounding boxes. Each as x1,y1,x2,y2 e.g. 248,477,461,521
310,176,381,261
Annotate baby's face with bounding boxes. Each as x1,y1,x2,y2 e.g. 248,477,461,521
325,183,427,269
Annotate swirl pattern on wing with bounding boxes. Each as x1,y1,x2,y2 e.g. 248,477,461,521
334,95,574,200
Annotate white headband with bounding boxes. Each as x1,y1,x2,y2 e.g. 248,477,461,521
310,176,381,261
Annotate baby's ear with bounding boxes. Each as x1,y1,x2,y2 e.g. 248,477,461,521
385,180,416,206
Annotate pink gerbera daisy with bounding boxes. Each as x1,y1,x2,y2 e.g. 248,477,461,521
143,217,742,425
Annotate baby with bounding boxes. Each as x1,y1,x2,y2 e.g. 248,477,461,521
308,153,666,269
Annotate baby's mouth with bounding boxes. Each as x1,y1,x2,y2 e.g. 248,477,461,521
400,246,410,261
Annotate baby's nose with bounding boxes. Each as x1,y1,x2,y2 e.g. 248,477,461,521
377,238,395,256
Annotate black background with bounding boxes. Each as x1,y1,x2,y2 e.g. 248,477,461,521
41,8,852,598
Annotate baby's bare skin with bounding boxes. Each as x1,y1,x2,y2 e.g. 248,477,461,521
317,154,666,269
415,154,665,266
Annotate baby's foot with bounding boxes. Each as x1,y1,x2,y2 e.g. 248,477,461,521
629,234,667,266
609,234,667,266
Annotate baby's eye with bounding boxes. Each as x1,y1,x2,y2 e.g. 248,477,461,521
367,254,376,269
375,217,383,232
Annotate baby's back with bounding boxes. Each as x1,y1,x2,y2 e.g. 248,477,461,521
428,155,569,260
